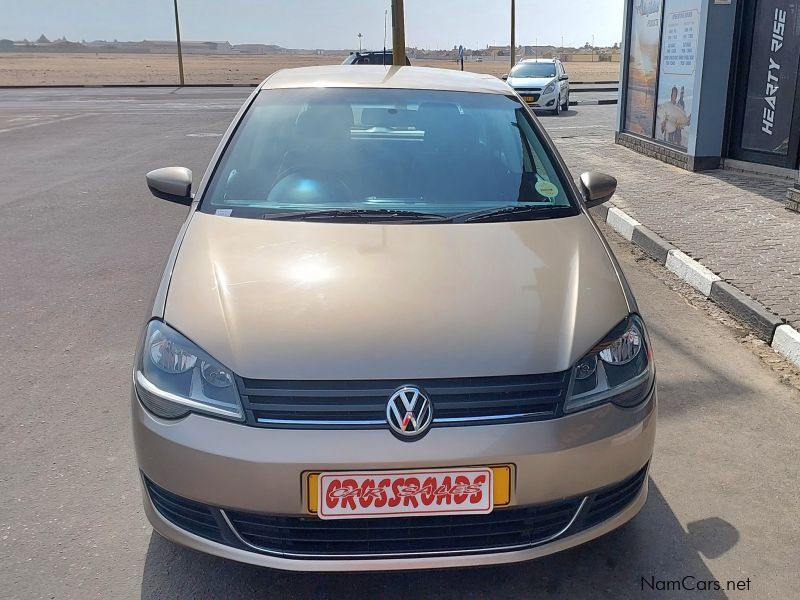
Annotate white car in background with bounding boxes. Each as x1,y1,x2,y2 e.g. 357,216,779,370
504,58,570,115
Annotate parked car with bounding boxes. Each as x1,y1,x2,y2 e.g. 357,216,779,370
342,50,410,66
136,65,656,572
504,58,570,115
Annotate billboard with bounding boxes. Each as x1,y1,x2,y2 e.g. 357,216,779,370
740,0,800,155
623,0,665,137
655,0,701,149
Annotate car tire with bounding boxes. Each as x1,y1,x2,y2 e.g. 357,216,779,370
561,92,569,112
551,97,561,116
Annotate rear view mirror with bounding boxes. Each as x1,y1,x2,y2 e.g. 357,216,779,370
579,172,617,208
146,167,193,205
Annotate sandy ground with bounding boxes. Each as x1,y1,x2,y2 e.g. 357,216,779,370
0,53,621,86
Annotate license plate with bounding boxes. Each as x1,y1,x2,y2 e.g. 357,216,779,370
522,95,536,103
315,467,495,520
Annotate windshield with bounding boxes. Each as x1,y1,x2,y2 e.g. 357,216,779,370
510,63,557,78
200,88,577,221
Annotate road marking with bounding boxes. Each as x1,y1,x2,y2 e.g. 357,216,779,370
186,132,222,137
7,115,62,122
0,113,94,134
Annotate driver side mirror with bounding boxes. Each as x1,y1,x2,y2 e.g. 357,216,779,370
579,171,617,208
146,167,193,206
501,74,508,81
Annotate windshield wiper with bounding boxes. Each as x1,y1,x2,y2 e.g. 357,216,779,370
453,204,573,223
261,208,452,223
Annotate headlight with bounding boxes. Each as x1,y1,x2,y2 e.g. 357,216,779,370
134,320,244,421
564,315,654,414
544,81,556,94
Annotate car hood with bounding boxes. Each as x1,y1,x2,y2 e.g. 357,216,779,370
164,212,628,380
508,76,556,89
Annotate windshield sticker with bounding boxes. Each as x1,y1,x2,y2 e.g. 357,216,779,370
535,179,559,199
215,209,233,217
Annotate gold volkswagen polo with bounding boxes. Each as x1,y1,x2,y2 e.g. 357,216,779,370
132,66,656,571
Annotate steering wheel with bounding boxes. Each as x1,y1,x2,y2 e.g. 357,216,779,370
267,167,354,205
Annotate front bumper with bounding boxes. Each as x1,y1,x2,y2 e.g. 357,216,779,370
518,88,559,109
133,386,656,570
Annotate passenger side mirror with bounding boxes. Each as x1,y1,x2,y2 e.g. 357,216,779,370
501,74,508,81
579,171,617,208
559,74,569,81
146,167,193,206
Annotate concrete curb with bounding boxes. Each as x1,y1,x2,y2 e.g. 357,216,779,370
709,281,783,343
593,202,800,367
569,98,619,106
772,326,800,369
664,250,720,297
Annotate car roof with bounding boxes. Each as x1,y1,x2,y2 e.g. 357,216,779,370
261,65,510,95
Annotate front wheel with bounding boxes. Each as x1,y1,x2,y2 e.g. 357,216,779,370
551,96,561,116
561,92,570,112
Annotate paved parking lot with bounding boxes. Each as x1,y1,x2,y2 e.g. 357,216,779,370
0,88,798,599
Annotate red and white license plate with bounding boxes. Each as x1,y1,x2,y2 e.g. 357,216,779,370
317,467,493,519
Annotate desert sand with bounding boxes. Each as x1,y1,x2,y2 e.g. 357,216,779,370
0,53,621,86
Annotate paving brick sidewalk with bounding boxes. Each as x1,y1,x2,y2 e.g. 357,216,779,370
556,135,800,330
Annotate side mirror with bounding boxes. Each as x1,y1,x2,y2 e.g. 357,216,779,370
559,74,569,81
579,171,617,208
501,74,508,81
146,167,193,205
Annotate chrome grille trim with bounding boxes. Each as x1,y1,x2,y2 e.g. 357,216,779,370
237,371,570,430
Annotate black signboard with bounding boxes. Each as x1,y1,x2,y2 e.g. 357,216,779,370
740,1,800,155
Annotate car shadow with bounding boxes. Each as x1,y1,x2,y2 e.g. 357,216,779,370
140,482,733,599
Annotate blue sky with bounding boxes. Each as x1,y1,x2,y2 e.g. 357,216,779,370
2,1,624,49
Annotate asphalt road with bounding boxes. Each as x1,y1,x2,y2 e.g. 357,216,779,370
1,88,797,599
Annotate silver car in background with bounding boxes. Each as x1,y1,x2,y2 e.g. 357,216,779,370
505,58,570,115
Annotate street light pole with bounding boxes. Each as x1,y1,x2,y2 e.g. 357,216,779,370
357,32,363,52
383,10,388,65
510,0,516,72
391,0,407,66
173,0,185,86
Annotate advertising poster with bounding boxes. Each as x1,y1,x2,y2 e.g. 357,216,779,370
740,0,800,155
655,0,700,149
624,0,664,137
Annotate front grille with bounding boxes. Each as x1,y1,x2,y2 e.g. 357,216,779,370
238,372,570,429
144,464,648,559
226,499,582,557
515,89,542,102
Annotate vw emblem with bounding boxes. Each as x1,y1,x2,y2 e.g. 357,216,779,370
386,386,433,440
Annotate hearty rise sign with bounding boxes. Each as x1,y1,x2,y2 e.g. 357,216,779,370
761,8,787,135
742,1,800,155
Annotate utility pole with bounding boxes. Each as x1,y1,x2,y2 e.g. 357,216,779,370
173,0,185,86
383,10,388,65
391,0,406,66
510,0,516,72
357,32,363,52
